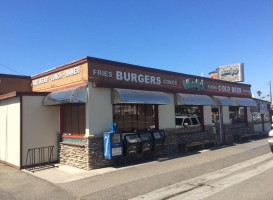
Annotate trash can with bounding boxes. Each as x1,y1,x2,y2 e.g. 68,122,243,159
123,134,141,156
139,132,153,153
151,131,165,150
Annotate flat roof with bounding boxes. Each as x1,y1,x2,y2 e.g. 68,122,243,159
0,73,31,79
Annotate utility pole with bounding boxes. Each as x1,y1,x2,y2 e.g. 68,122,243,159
269,81,272,104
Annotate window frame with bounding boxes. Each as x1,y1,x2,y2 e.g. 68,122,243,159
174,105,204,131
113,104,158,133
229,106,247,125
60,103,86,137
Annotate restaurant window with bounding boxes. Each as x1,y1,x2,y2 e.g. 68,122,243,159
264,112,270,122
252,112,262,123
175,105,203,128
229,106,246,124
113,104,157,132
62,103,85,136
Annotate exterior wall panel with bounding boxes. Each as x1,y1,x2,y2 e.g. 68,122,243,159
203,106,212,126
254,123,263,132
0,97,20,167
158,93,175,129
222,106,230,124
86,83,112,135
247,107,252,122
265,122,271,132
22,96,59,166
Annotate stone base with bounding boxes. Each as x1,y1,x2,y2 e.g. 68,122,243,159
59,123,254,170
59,143,88,170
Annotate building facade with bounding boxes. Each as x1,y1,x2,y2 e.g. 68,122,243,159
0,57,270,170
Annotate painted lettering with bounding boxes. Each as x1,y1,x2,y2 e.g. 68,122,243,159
115,71,161,85
183,78,205,91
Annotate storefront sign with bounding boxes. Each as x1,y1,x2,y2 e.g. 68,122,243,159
90,63,252,98
33,66,80,86
260,102,268,114
31,57,252,97
92,68,180,88
116,71,161,85
183,78,205,91
218,63,244,82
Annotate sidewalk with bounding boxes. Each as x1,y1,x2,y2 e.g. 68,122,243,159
23,160,157,184
23,139,269,185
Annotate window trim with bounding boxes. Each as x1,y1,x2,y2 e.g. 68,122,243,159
229,106,247,125
113,104,158,132
174,105,204,131
60,103,86,137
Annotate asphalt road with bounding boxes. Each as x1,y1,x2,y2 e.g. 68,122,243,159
0,163,75,200
1,139,272,200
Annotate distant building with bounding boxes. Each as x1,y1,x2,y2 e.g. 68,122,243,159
0,73,31,95
208,69,218,79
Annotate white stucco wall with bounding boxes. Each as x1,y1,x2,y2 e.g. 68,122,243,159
0,97,21,167
265,122,271,132
222,106,230,124
254,123,263,132
86,83,113,135
158,93,175,129
247,107,252,122
203,106,212,126
22,96,59,166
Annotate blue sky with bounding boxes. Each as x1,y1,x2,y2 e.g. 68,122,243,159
0,0,272,100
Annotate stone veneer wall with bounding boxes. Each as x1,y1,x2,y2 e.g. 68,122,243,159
224,122,254,145
59,123,254,170
85,125,218,169
59,143,88,170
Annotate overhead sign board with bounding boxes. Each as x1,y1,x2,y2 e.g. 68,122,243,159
218,63,244,82
89,63,252,98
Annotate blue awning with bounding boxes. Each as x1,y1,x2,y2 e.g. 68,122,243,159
231,97,258,107
213,96,235,106
112,88,170,104
43,86,87,106
176,93,214,105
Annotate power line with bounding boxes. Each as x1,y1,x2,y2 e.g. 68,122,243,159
252,83,269,92
0,63,26,76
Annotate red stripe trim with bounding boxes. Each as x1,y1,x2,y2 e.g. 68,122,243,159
231,122,247,125
59,142,85,147
62,135,85,139
206,89,251,96
176,126,203,130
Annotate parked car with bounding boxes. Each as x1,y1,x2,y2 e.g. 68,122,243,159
268,129,273,153
175,115,201,128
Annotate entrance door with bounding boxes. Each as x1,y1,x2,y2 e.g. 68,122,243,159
212,107,223,144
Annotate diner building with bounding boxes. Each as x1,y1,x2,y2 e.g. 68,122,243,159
0,57,269,170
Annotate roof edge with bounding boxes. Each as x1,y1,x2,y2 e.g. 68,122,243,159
0,91,50,101
31,57,88,80
0,73,31,79
86,56,251,87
